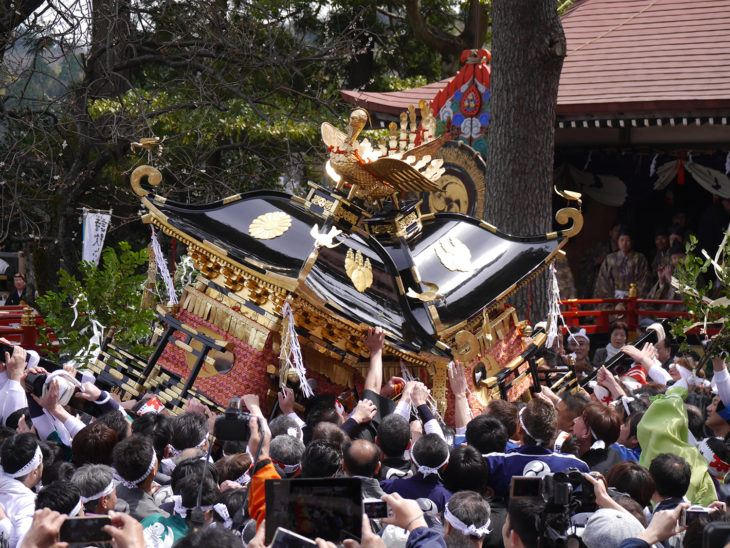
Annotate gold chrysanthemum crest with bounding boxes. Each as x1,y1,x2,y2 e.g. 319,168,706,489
248,211,292,240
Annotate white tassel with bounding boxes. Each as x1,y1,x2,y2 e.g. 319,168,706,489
546,263,567,349
725,151,730,175
649,153,658,177
400,363,446,424
150,227,178,305
280,303,313,398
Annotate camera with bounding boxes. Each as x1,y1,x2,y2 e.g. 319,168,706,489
680,506,713,527
59,516,112,544
363,499,389,519
214,397,255,442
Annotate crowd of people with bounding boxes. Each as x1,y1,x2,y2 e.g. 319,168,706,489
0,321,729,548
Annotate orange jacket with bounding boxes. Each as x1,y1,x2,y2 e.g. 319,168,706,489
248,458,280,527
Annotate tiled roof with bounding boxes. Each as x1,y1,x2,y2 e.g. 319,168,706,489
558,0,730,115
341,0,730,119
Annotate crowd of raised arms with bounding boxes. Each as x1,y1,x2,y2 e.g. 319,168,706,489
1,323,730,548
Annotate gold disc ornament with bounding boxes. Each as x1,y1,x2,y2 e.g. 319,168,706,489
249,212,292,239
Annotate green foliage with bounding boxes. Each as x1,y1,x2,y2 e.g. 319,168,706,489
671,233,730,359
36,243,156,364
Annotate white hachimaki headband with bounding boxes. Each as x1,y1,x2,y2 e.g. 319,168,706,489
81,478,115,504
699,438,730,479
69,498,84,518
411,452,449,477
4,445,42,478
233,471,251,486
444,503,491,538
273,461,301,475
214,503,233,529
519,407,544,446
118,451,157,489
168,434,208,457
588,426,606,450
568,328,589,345
172,494,213,518
553,431,571,453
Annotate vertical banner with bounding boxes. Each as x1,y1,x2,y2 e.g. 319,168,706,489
82,210,112,266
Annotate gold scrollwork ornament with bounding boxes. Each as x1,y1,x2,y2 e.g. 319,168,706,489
345,249,373,292
249,212,292,240
435,235,472,272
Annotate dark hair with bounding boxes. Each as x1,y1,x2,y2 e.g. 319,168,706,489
72,421,118,466
215,453,252,483
170,413,209,451
176,523,242,548
582,402,621,445
442,445,489,494
1,433,41,479
606,461,656,508
377,414,410,457
177,473,220,511
0,426,16,446
112,434,156,485
305,397,341,430
269,415,301,440
36,481,81,513
132,413,173,460
629,412,645,440
465,415,508,454
42,461,76,485
171,458,219,493
445,491,491,541
412,434,449,470
685,405,705,441
522,399,557,446
5,408,31,430
559,390,590,415
311,421,350,449
222,440,248,456
609,321,629,339
343,439,380,478
650,453,691,499
507,498,549,547
301,439,342,478
96,410,131,442
486,399,519,438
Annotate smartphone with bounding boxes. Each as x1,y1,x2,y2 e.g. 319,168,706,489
363,499,388,519
271,527,317,548
680,506,712,527
510,476,542,499
59,516,112,544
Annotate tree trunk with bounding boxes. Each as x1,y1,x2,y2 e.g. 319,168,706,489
483,0,565,322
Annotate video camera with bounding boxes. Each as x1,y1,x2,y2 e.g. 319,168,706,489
510,468,597,547
213,397,258,442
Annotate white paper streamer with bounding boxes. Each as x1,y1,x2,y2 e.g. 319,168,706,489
280,302,313,398
150,227,178,305
725,151,730,175
649,153,658,177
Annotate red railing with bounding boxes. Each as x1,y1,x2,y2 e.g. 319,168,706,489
0,306,55,352
559,297,695,334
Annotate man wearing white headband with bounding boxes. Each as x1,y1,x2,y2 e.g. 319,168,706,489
0,434,44,548
443,491,492,547
380,433,452,512
71,464,120,515
113,435,167,521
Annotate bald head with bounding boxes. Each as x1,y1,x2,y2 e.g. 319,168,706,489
343,439,380,478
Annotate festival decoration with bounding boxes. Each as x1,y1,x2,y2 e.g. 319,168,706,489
85,105,583,415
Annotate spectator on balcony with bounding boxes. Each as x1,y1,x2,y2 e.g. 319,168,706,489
578,221,621,298
593,321,629,367
650,225,670,276
5,273,36,308
593,227,651,301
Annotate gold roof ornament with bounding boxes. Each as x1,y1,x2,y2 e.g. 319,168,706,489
321,108,447,204
345,248,373,292
249,211,292,239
